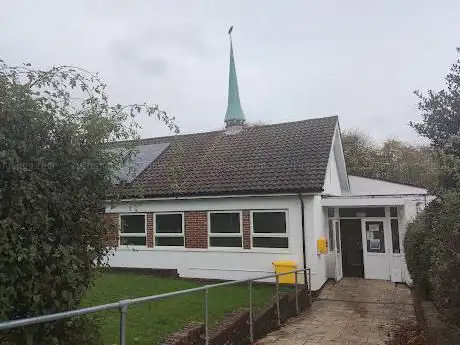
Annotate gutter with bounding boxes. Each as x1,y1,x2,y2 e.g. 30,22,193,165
298,193,308,285
322,193,428,199
107,191,318,204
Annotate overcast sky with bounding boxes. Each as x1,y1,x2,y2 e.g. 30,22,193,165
1,1,459,143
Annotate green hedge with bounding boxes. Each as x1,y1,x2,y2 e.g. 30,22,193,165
405,192,460,331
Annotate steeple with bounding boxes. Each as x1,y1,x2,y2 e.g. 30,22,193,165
224,26,245,132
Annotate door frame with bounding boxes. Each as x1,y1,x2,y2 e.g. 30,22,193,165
332,219,343,281
361,217,390,280
340,218,365,278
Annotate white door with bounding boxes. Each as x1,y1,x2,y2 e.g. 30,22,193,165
362,219,390,280
333,220,343,281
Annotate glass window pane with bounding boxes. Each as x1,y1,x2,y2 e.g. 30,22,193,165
120,215,145,234
156,214,183,233
366,221,385,253
335,222,341,253
328,220,335,251
120,236,146,246
210,213,240,233
253,212,286,234
253,237,288,248
339,207,385,218
390,207,398,218
327,208,335,218
391,219,400,254
209,236,242,247
156,237,184,247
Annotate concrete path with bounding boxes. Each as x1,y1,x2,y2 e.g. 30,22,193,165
258,278,415,345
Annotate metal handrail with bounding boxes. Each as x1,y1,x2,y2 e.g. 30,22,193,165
0,268,311,345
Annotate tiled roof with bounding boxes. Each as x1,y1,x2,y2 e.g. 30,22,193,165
119,116,338,197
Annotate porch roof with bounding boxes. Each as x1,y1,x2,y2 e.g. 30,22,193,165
321,194,427,207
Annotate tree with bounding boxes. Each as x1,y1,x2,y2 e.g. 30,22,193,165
405,50,460,343
411,51,460,157
341,129,379,178
342,130,440,189
0,61,178,344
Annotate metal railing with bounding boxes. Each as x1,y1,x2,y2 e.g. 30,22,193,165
0,268,311,345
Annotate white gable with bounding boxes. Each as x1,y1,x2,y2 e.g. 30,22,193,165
323,123,350,196
349,175,428,196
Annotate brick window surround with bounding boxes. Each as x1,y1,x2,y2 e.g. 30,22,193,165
185,211,208,248
146,213,154,248
107,210,254,250
242,211,251,249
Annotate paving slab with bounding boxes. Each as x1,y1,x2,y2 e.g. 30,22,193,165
257,278,415,345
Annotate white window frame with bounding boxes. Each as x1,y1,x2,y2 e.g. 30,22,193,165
208,211,243,249
389,207,401,255
154,212,185,248
119,213,147,247
250,210,289,249
327,207,338,253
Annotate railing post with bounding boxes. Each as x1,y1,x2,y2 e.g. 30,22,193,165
119,301,128,345
295,271,299,314
204,288,209,345
308,268,312,303
275,274,280,327
248,280,253,344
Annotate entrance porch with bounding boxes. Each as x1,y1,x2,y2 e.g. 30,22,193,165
321,198,419,283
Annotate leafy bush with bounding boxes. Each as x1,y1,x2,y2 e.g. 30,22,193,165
405,207,436,299
405,192,460,330
0,61,177,344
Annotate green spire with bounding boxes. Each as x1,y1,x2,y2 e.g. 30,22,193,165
225,27,245,126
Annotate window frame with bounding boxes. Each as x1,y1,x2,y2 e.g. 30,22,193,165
389,207,401,255
338,207,386,218
208,211,243,249
154,212,185,248
250,210,289,249
328,219,336,252
119,213,147,247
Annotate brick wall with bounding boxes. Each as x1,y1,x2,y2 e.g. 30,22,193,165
242,211,251,249
185,211,208,248
104,213,119,247
147,213,154,248
159,323,205,345
160,286,311,345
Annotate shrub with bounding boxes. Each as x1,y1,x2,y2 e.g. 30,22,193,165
428,192,460,330
405,201,439,299
0,61,177,344
405,192,460,331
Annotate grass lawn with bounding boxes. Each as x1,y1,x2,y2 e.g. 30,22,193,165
82,272,278,345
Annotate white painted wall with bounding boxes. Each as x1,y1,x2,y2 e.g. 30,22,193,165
303,195,329,290
349,176,428,196
107,195,313,284
322,124,350,196
323,149,342,196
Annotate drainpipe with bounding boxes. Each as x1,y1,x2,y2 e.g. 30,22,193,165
298,193,308,285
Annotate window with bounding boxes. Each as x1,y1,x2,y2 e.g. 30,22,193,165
339,207,385,218
252,211,288,249
209,212,242,247
390,207,400,254
335,222,341,253
390,207,398,218
365,221,385,253
328,219,335,251
155,213,184,247
119,214,146,246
